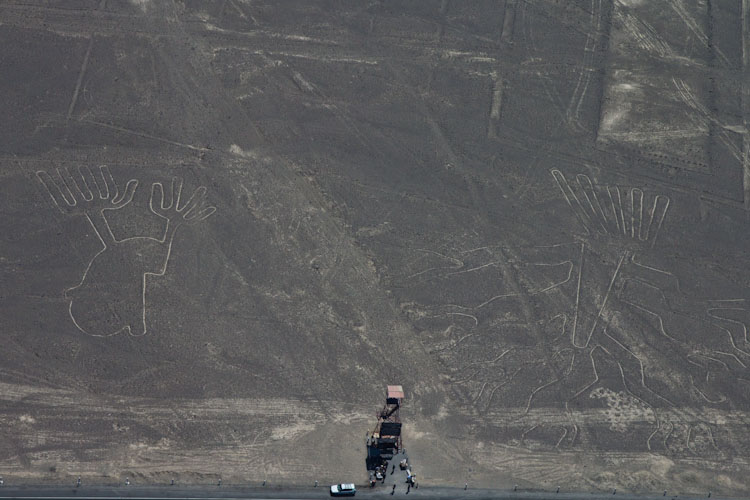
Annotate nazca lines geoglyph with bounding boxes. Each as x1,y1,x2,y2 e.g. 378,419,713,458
547,172,699,427
551,169,750,380
551,169,670,247
535,170,748,452
37,166,216,337
551,169,670,350
551,171,750,367
413,170,750,454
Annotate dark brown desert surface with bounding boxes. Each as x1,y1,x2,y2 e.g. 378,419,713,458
1,0,750,496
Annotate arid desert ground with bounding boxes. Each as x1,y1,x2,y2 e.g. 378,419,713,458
1,0,750,496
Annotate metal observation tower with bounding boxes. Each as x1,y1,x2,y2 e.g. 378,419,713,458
366,385,406,480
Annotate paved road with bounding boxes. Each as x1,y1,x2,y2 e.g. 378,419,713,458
0,485,737,500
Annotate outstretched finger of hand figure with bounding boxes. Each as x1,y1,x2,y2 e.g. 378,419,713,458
37,170,76,212
111,178,138,208
179,186,207,217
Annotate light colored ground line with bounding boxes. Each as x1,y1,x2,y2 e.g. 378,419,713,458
66,0,105,119
67,36,93,119
80,119,210,152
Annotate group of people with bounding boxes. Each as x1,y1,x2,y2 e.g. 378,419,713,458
369,459,418,491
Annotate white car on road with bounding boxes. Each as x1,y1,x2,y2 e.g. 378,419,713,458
330,483,356,496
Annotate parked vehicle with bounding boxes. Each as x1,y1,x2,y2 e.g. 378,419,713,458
330,483,357,496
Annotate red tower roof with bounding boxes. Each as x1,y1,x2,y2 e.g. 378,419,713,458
387,385,404,399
